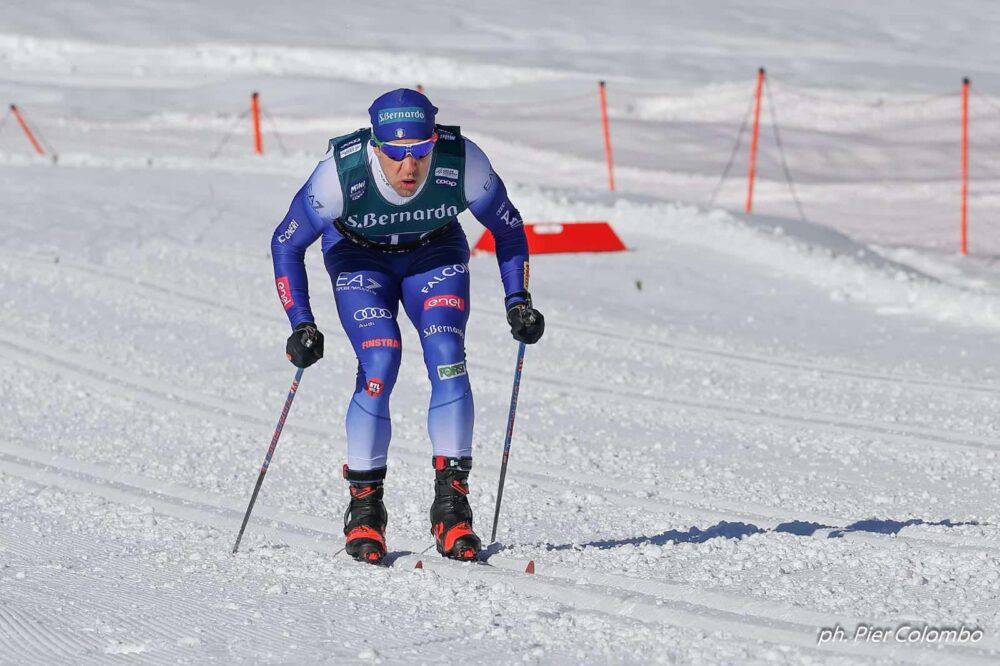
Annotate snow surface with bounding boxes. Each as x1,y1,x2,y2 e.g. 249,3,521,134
3,2,1000,664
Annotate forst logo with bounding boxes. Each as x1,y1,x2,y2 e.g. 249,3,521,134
365,377,384,397
275,276,294,310
424,295,465,311
437,362,467,380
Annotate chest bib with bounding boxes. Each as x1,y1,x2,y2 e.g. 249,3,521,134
329,125,468,242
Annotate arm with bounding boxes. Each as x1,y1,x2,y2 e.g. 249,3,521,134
464,139,530,308
271,157,344,328
271,189,322,327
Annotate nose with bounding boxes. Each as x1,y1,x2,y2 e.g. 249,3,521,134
401,154,418,170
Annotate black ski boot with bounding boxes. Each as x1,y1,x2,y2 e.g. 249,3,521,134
342,465,388,564
430,456,481,561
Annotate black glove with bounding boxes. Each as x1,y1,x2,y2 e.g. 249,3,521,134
286,322,324,368
506,294,545,344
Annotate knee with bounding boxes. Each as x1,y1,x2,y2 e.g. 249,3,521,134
422,335,466,366
356,348,402,396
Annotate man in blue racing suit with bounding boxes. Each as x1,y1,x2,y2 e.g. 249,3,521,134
271,88,545,563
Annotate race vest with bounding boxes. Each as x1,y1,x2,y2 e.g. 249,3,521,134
328,125,468,240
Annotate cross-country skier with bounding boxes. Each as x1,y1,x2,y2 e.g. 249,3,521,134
270,88,545,563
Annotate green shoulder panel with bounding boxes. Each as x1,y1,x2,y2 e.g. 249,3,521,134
328,127,370,179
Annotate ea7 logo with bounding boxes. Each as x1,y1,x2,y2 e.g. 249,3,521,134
436,362,467,380
353,308,392,321
276,219,299,243
337,273,382,292
424,295,465,311
365,377,384,397
275,276,294,310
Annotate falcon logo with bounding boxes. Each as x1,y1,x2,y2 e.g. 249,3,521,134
420,263,468,294
275,276,294,310
365,377,384,397
424,295,465,311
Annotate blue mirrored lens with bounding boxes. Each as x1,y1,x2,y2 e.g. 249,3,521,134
378,139,435,161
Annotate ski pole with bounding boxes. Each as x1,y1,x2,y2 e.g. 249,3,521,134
232,366,305,554
490,341,527,543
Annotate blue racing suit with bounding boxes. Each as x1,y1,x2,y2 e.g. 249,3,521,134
271,127,529,472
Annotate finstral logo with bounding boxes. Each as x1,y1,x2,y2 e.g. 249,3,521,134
377,107,426,125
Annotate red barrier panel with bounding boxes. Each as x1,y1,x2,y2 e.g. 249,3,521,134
474,222,626,254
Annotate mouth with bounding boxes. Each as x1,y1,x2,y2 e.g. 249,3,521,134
400,177,417,189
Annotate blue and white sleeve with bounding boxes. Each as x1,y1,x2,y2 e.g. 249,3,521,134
270,154,344,328
464,138,530,309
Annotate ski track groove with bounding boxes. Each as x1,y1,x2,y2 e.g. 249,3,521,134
0,603,107,665
7,249,1000,399
0,330,993,553
6,252,1000,455
2,450,997,664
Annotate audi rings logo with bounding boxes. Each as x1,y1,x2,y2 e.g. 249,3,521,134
353,307,392,321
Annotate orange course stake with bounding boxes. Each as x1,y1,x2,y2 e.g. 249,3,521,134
961,77,970,256
745,67,765,213
598,81,616,192
10,104,45,156
251,92,263,156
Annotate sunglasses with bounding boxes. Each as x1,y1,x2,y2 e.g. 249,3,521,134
370,132,438,161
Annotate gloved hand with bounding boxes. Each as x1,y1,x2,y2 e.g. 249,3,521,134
506,296,545,344
286,322,325,368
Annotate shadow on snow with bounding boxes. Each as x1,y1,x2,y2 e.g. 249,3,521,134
535,518,981,551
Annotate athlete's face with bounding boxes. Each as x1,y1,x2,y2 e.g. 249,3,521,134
374,140,432,197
